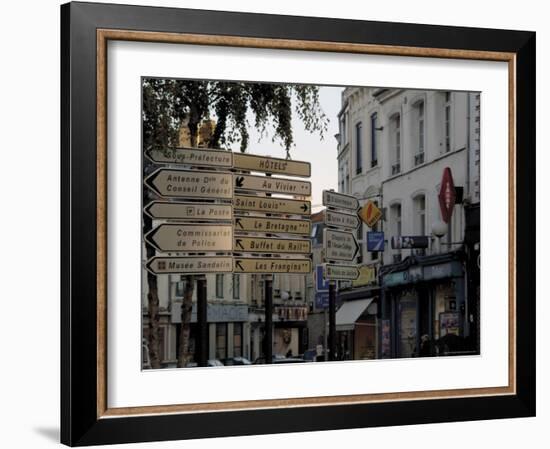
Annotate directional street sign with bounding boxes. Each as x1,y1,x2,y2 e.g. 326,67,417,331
145,223,233,252
366,231,385,252
323,228,360,262
234,236,311,254
323,263,360,281
144,201,232,221
233,257,312,274
233,194,310,216
234,173,311,196
234,216,311,235
146,256,234,275
358,200,382,228
322,190,360,212
146,147,233,168
144,168,233,199
325,209,360,230
233,153,311,178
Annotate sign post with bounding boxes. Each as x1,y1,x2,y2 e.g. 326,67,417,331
196,275,208,367
328,281,337,361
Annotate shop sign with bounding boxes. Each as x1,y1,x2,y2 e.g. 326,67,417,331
383,270,409,287
438,167,456,223
423,261,462,280
352,265,377,287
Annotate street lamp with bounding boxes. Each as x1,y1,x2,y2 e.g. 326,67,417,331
431,220,447,254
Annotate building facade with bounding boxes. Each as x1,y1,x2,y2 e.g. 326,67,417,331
336,87,480,359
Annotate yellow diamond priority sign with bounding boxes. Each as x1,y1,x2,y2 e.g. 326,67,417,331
359,200,382,228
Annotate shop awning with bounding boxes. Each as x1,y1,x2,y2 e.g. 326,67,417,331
335,298,374,331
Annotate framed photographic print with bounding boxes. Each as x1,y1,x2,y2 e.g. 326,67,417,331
60,1,536,446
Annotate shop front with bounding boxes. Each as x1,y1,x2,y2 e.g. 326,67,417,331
379,253,467,358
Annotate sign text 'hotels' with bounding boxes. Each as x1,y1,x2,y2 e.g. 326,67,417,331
234,216,311,235
234,173,311,196
146,147,233,168
323,228,360,262
146,256,233,275
234,236,311,254
233,153,311,178
234,194,310,215
234,257,312,274
322,190,360,212
323,263,360,281
145,223,233,252
144,201,232,221
144,168,233,199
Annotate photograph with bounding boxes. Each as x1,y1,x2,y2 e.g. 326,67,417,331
141,78,481,369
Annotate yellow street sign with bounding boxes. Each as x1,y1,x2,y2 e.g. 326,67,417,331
234,236,311,254
359,200,382,228
233,194,310,215
352,265,377,287
233,153,310,177
234,216,311,235
234,257,312,274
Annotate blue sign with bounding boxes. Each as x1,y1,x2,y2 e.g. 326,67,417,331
367,232,385,252
315,291,329,309
315,264,330,292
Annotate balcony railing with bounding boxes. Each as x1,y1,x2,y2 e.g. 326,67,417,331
391,163,401,175
414,152,424,166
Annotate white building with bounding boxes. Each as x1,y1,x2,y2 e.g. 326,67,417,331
336,87,480,359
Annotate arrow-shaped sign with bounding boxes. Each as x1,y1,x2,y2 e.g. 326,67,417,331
322,190,360,212
323,228,360,262
145,223,233,252
233,153,311,177
232,173,311,196
324,209,360,230
144,168,233,199
146,256,234,275
146,147,234,168
233,216,311,235
323,263,360,281
233,257,312,274
233,236,311,254
233,194,310,216
144,201,233,221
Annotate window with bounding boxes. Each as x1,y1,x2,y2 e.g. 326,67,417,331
445,92,451,152
233,323,243,357
355,122,363,174
215,274,224,298
215,323,227,360
391,203,402,249
340,112,347,145
232,274,240,300
175,279,184,297
413,194,426,235
413,101,425,165
370,113,378,167
390,114,401,175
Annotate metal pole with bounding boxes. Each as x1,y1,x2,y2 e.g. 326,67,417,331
328,281,337,361
196,275,208,367
264,274,273,364
324,308,328,361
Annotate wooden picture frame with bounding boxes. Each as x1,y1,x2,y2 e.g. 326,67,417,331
61,1,535,446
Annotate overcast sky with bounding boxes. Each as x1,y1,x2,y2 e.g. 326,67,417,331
225,86,343,211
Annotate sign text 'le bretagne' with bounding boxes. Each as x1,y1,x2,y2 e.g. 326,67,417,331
234,216,311,235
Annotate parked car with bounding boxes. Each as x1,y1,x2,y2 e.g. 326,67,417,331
222,357,252,366
253,355,306,364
